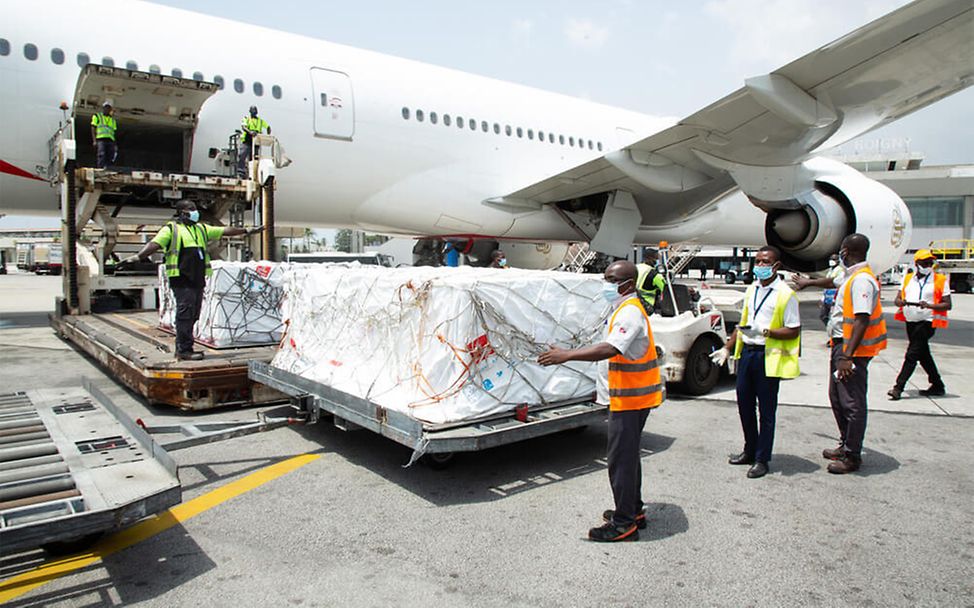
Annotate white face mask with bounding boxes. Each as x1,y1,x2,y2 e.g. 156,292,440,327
916,265,932,275
828,259,837,267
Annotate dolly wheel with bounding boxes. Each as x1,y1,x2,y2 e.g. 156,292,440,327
422,452,456,470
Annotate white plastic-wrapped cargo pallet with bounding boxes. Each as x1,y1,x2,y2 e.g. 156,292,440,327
272,265,607,424
158,261,286,347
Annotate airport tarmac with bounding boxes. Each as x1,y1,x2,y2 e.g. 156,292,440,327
0,271,972,607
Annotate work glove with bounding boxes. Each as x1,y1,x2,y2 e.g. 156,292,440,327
247,226,265,236
709,347,730,366
119,254,141,266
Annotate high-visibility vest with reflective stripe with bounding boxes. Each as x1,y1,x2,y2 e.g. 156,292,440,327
241,115,269,143
91,113,117,141
636,263,665,306
162,222,213,278
732,283,801,379
894,272,949,328
607,297,664,411
841,266,887,357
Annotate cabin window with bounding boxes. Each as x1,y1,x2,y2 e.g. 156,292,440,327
456,117,464,129
0,39,9,57
171,67,182,78
213,75,225,89
481,121,488,132
505,125,512,136
527,129,534,140
516,127,523,138
149,64,161,74
493,123,500,134
416,109,424,122
559,135,565,145
193,71,204,81
569,137,575,147
24,44,38,61
272,85,282,99
102,56,114,67
51,48,65,65
443,114,451,126
126,60,138,70
597,142,603,151
538,130,544,141
549,133,555,143
233,79,244,93
430,112,438,124
76,52,89,67
588,140,593,150
253,81,263,96
401,107,410,120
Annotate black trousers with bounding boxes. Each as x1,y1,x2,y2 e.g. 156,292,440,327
828,344,871,457
894,321,943,391
96,139,116,168
735,347,781,464
172,285,204,354
607,408,651,527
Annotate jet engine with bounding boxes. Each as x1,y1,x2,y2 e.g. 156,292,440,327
761,160,911,273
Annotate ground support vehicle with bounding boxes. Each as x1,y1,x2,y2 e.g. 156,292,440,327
930,239,973,293
44,64,288,410
250,361,608,468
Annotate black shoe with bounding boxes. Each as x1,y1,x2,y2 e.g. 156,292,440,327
176,351,204,361
588,522,639,543
747,462,769,478
728,452,754,465
887,388,902,401
918,386,946,397
602,509,647,530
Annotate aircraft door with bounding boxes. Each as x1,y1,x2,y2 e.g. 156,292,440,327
310,68,354,140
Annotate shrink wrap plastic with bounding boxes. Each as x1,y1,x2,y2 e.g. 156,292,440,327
159,261,286,347
272,265,606,424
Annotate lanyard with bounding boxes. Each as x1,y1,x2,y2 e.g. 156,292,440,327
752,286,774,318
915,274,930,299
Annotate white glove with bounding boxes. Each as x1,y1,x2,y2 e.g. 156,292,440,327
120,254,141,265
710,347,730,366
739,325,762,339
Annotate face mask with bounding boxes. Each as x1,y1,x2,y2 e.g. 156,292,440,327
186,210,200,223
753,265,775,281
839,254,849,269
828,260,837,267
916,265,932,275
601,281,620,302
498,258,507,267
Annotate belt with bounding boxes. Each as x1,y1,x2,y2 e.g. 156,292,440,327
742,344,765,352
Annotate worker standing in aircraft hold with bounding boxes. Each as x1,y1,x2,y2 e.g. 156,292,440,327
489,250,509,268
91,100,117,169
538,260,663,542
238,105,270,177
120,200,261,360
636,248,667,310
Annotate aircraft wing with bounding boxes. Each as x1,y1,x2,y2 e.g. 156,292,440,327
496,0,973,225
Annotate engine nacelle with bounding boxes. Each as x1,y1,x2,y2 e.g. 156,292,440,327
762,159,911,273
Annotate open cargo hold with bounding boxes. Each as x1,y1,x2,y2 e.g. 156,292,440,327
159,261,286,348
271,265,608,425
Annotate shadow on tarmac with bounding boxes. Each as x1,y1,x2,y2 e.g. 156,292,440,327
0,311,53,329
769,453,819,476
2,523,216,608
638,502,689,542
289,420,675,507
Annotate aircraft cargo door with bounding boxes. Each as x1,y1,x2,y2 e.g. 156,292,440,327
311,68,354,140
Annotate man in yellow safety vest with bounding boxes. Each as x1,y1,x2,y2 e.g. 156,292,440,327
121,200,261,360
238,105,271,177
710,245,801,479
539,260,663,542
90,100,118,168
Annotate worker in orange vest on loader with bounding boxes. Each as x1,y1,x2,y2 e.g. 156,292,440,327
887,249,951,401
538,260,663,542
823,233,887,474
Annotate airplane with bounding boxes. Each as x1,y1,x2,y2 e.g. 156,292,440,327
1,0,971,272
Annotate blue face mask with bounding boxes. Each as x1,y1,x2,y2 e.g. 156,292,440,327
498,258,507,267
753,265,775,281
601,280,620,302
187,210,200,223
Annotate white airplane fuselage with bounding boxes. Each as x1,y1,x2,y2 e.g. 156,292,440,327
0,1,779,246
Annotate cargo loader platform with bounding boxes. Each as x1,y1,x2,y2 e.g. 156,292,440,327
0,383,180,553
51,310,283,411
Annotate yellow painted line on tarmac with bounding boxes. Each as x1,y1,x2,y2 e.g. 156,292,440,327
0,453,320,604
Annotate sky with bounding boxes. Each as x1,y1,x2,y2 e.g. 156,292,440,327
4,0,971,230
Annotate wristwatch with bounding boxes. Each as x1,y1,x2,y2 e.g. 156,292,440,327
762,328,770,338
